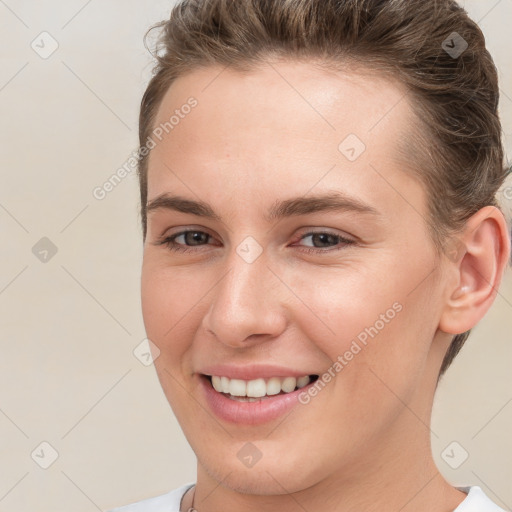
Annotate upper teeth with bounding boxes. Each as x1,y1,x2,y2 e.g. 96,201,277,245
210,375,312,397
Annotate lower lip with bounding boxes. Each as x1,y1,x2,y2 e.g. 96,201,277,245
199,375,316,425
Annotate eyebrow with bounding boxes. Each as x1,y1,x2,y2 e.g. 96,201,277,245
146,191,380,223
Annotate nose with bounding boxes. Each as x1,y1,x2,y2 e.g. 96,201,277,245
201,250,288,348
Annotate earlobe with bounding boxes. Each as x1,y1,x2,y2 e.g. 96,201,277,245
439,206,511,336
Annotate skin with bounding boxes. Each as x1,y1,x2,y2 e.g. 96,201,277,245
140,60,510,512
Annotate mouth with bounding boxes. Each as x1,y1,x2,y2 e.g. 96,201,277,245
202,373,320,402
199,373,320,425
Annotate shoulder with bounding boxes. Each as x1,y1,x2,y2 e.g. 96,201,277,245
105,482,195,512
455,486,508,512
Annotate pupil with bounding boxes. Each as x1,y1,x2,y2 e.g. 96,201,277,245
187,232,207,245
314,233,334,247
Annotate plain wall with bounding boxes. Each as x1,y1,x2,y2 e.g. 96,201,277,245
0,1,510,510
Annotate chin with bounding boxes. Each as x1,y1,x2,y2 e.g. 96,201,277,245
208,465,309,495
197,446,322,496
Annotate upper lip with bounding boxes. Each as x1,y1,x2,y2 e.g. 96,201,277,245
198,364,318,381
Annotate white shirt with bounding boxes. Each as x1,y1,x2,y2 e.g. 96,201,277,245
106,483,507,512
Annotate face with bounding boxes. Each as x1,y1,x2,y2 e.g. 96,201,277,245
141,61,452,494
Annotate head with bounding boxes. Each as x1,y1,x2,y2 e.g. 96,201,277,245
138,0,510,496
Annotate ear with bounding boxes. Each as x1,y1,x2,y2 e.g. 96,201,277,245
439,205,511,335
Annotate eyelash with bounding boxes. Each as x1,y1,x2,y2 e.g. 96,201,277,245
156,229,355,255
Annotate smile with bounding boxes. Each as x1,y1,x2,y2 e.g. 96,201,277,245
208,374,318,401
200,373,320,424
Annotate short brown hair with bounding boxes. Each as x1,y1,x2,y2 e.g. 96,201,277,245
137,0,509,376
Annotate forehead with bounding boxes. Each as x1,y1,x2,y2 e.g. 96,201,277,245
152,60,412,144
147,60,424,223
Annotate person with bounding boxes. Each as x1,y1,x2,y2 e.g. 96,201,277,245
107,0,511,510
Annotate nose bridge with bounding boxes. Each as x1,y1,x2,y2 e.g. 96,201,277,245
202,247,286,346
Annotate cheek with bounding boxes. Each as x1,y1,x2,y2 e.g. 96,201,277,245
284,262,402,348
287,273,436,450
141,262,202,416
140,261,198,355
287,256,437,387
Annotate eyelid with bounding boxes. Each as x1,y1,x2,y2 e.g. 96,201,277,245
156,224,216,240
294,227,355,241
293,230,356,250
153,228,216,247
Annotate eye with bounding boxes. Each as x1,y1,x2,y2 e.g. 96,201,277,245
155,229,355,254
156,230,215,253
294,231,355,254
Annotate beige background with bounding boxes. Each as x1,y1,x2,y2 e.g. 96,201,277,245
0,1,511,511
